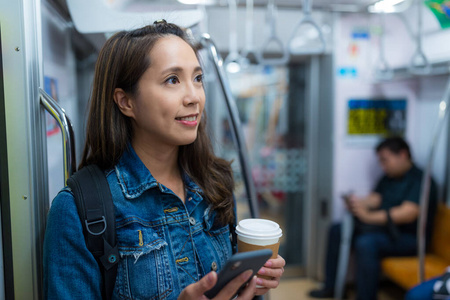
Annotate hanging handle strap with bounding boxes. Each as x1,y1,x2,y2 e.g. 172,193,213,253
287,0,326,55
409,0,431,75
224,0,242,71
240,0,256,63
256,0,289,65
375,13,393,81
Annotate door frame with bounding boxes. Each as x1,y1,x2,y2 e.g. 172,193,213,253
0,0,47,298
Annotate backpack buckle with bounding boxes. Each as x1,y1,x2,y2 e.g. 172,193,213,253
85,216,107,236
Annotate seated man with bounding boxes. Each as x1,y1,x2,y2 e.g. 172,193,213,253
309,136,437,300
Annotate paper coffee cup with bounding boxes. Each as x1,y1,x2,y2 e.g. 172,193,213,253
235,219,282,286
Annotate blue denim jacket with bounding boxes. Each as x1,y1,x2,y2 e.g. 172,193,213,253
44,145,233,299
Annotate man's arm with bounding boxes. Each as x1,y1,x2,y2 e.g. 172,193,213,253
352,200,419,225
359,193,382,209
346,192,381,211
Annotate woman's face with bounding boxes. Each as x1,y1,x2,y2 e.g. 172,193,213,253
129,35,205,148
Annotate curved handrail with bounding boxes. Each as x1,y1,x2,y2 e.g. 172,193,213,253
374,13,394,80
288,0,326,56
39,88,76,182
409,0,431,76
200,34,260,219
417,77,450,283
256,0,289,65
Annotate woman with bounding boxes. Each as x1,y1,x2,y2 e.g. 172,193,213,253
43,21,285,299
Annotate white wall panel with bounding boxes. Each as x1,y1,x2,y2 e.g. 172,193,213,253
332,12,449,220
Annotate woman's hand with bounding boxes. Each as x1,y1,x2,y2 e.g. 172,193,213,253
254,255,286,295
178,269,256,300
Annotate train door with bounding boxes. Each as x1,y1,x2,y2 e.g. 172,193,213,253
198,31,333,280
203,4,335,279
221,58,334,278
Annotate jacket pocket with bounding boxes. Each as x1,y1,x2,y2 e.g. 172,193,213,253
115,223,173,300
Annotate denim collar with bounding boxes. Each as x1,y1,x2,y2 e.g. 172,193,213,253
115,145,203,200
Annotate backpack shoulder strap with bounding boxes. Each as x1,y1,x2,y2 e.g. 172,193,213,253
67,164,120,300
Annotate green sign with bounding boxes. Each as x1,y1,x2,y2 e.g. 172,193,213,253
425,0,450,29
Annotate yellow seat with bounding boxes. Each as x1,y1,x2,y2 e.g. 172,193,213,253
381,203,450,290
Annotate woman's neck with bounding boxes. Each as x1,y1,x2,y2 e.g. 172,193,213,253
132,139,180,183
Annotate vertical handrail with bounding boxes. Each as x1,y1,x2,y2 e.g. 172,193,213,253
417,77,450,283
39,88,76,182
200,34,259,219
334,212,354,300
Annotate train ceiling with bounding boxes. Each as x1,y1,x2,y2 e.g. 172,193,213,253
118,0,381,12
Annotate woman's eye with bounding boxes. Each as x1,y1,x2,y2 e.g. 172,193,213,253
166,76,179,85
195,74,203,83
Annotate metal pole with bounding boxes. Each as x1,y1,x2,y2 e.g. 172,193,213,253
200,34,259,218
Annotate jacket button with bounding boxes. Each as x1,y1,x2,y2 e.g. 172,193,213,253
211,261,218,271
189,217,196,225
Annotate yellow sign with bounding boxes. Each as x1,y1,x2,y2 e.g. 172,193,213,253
347,99,406,136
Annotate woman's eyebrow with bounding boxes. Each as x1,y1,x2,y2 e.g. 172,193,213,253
161,65,203,75
193,66,203,73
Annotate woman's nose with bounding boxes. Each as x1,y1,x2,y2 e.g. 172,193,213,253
183,83,203,106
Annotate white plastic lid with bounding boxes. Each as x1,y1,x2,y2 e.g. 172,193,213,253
235,218,282,241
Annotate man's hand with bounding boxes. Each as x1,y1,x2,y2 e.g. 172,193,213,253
178,270,256,300
349,196,386,224
347,196,368,218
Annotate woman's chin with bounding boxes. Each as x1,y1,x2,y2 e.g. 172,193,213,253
179,136,198,146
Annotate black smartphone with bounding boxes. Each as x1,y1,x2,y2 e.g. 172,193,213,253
341,192,353,206
204,249,273,299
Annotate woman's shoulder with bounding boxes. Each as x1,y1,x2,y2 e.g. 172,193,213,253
47,187,81,227
50,187,75,208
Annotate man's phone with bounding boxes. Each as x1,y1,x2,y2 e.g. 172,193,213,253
341,192,353,206
204,249,273,299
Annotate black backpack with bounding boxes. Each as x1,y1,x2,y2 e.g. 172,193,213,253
67,164,238,300
67,165,120,300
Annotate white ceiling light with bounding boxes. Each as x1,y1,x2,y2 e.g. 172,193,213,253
177,0,217,4
368,0,407,13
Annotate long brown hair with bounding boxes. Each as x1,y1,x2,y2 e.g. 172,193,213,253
79,21,235,224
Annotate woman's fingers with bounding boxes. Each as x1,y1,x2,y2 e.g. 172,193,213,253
236,275,257,300
264,255,286,268
255,276,280,289
178,271,217,300
253,254,286,293
254,287,270,296
257,266,284,279
213,270,254,300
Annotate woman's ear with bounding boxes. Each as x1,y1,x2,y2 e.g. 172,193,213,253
113,88,135,118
